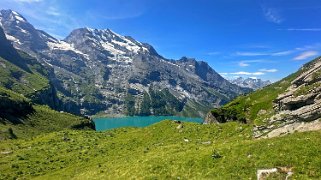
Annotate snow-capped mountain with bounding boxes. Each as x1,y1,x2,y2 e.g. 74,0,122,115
229,77,271,90
0,9,250,117
0,10,57,54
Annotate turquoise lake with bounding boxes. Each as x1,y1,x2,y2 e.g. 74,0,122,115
94,116,204,131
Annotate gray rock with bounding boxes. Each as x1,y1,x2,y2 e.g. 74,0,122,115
255,57,321,138
203,111,219,124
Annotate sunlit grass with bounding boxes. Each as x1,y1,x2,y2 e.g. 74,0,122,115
0,121,320,179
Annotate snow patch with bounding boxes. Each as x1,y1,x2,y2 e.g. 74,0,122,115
101,42,126,55
14,15,25,22
111,39,141,53
11,11,20,16
107,29,149,53
5,34,21,44
47,41,89,58
17,27,28,34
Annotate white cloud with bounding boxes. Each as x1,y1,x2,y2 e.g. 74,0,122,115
237,59,270,67
262,7,284,24
46,7,61,16
239,62,249,67
278,28,321,32
295,43,321,51
235,52,268,56
259,68,278,73
235,50,293,57
234,44,318,61
272,50,293,56
230,71,265,76
221,67,278,77
294,51,318,60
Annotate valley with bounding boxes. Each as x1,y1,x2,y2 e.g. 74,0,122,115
0,2,321,179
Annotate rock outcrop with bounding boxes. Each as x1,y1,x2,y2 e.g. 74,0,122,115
254,57,321,138
203,111,219,124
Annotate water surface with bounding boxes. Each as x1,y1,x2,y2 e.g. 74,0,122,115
94,116,203,131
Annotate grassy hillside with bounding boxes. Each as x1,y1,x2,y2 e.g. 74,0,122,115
0,87,94,140
0,86,34,123
0,26,49,98
208,56,321,126
208,70,301,125
0,54,49,96
0,51,55,107
0,105,94,139
0,120,320,179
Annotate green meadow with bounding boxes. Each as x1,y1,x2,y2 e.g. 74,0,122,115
1,120,320,179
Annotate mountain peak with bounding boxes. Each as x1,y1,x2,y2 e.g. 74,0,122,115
64,27,153,57
0,9,26,23
0,9,16,16
179,56,196,61
229,77,271,90
66,27,125,42
0,9,57,53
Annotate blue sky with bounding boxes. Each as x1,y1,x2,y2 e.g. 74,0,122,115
1,0,321,81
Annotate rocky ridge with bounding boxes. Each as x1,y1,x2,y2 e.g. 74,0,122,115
254,57,321,138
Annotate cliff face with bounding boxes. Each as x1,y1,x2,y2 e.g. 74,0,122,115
254,57,321,138
27,84,60,109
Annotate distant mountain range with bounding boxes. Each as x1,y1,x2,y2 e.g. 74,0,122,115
229,77,271,90
0,9,250,117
